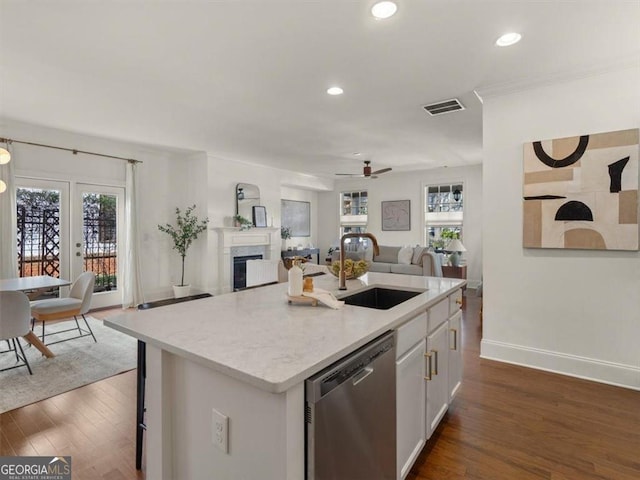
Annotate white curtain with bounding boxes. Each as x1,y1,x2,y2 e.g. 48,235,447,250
0,148,18,279
122,161,144,308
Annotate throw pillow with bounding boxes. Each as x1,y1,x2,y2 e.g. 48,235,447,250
374,245,401,263
398,245,413,265
411,246,426,266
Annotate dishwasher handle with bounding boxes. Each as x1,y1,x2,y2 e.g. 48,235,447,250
352,366,374,386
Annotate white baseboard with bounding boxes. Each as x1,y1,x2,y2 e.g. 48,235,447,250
480,339,640,391
465,279,482,289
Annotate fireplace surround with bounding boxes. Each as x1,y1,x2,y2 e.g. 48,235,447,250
215,227,280,294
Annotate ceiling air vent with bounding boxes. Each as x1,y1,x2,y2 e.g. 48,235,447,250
422,98,465,116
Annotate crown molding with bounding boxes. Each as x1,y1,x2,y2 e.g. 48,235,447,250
475,55,639,101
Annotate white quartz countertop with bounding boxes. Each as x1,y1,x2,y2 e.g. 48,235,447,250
105,271,465,393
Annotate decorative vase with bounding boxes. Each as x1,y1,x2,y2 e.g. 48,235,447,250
282,239,288,251
173,285,191,298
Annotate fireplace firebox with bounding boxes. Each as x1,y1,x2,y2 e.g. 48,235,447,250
233,254,263,291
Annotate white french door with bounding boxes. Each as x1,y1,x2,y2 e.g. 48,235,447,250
73,183,124,309
15,178,71,283
16,178,124,308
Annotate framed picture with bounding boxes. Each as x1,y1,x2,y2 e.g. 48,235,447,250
252,205,267,228
382,200,411,231
281,199,311,236
523,128,639,250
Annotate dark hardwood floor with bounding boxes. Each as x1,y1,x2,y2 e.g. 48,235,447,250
0,309,143,480
407,295,640,480
2,297,638,479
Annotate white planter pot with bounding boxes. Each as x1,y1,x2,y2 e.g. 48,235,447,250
173,285,191,298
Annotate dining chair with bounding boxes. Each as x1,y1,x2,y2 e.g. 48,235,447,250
0,291,33,375
30,271,97,346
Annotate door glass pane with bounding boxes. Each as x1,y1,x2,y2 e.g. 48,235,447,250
83,192,118,293
16,187,61,279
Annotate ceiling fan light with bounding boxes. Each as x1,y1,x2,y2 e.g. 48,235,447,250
371,1,398,19
0,147,10,165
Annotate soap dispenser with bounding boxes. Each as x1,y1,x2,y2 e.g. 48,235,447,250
287,259,303,297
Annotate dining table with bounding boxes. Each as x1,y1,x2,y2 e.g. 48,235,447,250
0,275,72,358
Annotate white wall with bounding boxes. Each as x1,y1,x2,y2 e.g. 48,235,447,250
205,156,330,293
481,66,640,389
317,165,483,287
1,121,334,299
281,186,318,251
1,119,208,302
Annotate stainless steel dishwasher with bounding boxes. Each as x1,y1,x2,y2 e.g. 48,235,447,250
305,330,396,480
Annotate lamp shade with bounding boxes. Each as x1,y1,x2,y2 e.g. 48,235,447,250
445,239,466,252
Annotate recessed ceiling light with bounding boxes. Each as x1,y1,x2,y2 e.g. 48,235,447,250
371,1,397,19
496,32,522,47
327,86,344,96
353,152,361,156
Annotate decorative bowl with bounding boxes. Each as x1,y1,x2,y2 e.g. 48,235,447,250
328,260,370,280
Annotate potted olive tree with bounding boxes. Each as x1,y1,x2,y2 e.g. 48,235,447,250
158,205,209,298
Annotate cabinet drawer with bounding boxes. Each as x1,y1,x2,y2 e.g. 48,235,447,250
396,311,427,358
428,298,448,333
449,289,463,315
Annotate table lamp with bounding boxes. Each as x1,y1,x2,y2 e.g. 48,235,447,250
445,239,466,267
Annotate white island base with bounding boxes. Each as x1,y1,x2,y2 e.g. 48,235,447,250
146,345,304,480
106,271,465,479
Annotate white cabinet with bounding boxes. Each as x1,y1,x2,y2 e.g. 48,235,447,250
396,340,426,479
395,287,463,479
448,288,463,313
396,311,427,479
425,320,449,439
448,309,462,402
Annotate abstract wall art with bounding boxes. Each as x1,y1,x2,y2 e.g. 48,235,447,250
382,200,411,231
281,199,310,237
523,128,639,251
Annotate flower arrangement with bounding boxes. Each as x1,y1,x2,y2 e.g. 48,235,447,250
158,205,209,287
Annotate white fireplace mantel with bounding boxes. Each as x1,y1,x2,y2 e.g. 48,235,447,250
214,227,280,293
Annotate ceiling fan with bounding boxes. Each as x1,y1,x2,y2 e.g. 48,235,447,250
335,160,392,178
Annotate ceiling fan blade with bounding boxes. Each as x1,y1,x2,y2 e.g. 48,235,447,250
372,167,392,175
335,173,365,177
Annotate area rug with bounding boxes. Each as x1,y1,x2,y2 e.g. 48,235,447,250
0,316,137,414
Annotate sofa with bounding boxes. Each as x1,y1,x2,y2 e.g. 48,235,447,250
331,245,444,277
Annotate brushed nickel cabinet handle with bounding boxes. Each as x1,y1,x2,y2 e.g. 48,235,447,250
450,328,458,351
433,349,438,375
424,352,432,381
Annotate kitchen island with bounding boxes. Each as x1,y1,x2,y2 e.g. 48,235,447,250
106,271,465,480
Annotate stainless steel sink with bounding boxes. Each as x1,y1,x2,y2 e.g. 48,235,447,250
339,287,424,310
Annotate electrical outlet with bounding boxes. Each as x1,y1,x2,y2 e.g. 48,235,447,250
212,408,228,453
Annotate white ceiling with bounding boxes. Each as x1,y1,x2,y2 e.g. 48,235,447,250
1,1,638,178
